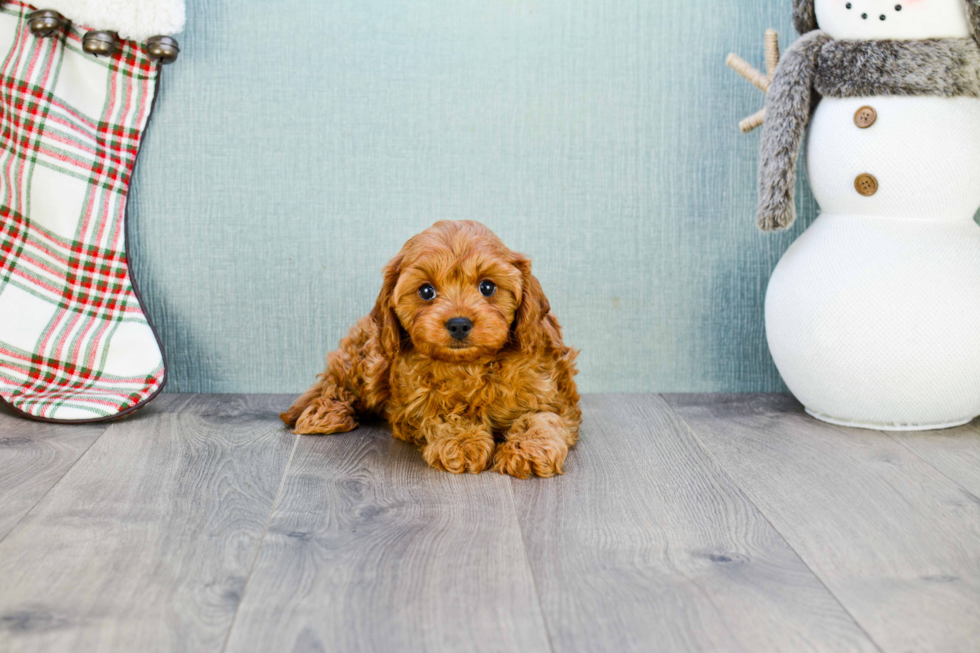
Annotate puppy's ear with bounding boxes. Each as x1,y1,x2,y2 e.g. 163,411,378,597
512,255,562,354
370,254,405,359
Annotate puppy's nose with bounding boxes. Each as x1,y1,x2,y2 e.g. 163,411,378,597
446,317,473,340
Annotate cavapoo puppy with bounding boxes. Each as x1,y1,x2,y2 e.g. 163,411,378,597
281,220,580,478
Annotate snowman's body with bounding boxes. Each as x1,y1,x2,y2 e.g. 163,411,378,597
764,1,980,429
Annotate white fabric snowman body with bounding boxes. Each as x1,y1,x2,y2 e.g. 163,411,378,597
764,0,980,429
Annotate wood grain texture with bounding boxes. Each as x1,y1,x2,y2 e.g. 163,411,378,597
0,406,108,542
0,394,296,653
511,394,878,653
886,422,980,498
667,394,980,653
223,422,551,653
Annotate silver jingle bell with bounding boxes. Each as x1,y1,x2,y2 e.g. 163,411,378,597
145,35,179,64
82,31,118,57
27,9,66,37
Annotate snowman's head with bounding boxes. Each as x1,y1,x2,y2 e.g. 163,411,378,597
795,0,980,40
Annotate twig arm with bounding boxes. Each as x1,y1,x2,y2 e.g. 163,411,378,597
739,108,766,134
728,30,780,133
765,29,780,79
726,54,770,93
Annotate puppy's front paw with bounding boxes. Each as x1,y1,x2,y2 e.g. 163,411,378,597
293,400,358,435
493,438,568,479
494,414,571,478
423,428,495,474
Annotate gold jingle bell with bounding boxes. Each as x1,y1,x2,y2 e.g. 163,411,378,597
82,31,118,57
145,35,179,64
27,9,66,37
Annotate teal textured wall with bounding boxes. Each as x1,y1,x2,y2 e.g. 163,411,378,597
129,0,822,394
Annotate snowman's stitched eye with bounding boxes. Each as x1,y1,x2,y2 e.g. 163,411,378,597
418,284,437,301
880,14,886,20
895,5,902,11
846,2,852,8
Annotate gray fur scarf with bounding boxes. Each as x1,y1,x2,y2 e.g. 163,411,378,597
757,34,980,231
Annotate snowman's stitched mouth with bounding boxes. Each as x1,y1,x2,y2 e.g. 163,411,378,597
846,3,902,21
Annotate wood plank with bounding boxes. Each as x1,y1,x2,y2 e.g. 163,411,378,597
512,394,878,653
886,422,980,498
223,422,552,653
0,394,296,653
0,405,109,542
667,394,980,653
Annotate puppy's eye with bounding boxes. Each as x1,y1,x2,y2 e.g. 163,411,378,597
418,284,437,301
479,280,497,297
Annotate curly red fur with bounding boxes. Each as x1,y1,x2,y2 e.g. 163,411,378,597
281,220,581,478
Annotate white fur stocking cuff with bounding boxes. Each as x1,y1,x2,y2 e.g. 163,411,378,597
36,0,185,41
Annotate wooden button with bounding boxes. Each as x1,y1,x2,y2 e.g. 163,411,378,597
854,106,877,129
854,173,878,197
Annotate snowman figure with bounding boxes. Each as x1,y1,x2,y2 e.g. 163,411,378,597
736,0,980,429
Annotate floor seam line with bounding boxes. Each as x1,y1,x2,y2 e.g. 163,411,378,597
660,395,888,653
219,429,300,653
879,430,980,502
506,476,558,653
0,424,111,547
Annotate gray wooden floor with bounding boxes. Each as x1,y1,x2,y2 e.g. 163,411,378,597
1,394,978,653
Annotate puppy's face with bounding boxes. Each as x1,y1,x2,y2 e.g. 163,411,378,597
382,222,527,363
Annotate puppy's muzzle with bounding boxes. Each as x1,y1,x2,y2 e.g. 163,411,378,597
446,317,473,341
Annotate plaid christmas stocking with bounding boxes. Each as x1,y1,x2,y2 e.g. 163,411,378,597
0,1,173,422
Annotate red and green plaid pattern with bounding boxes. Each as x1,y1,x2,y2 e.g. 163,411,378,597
0,1,165,422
